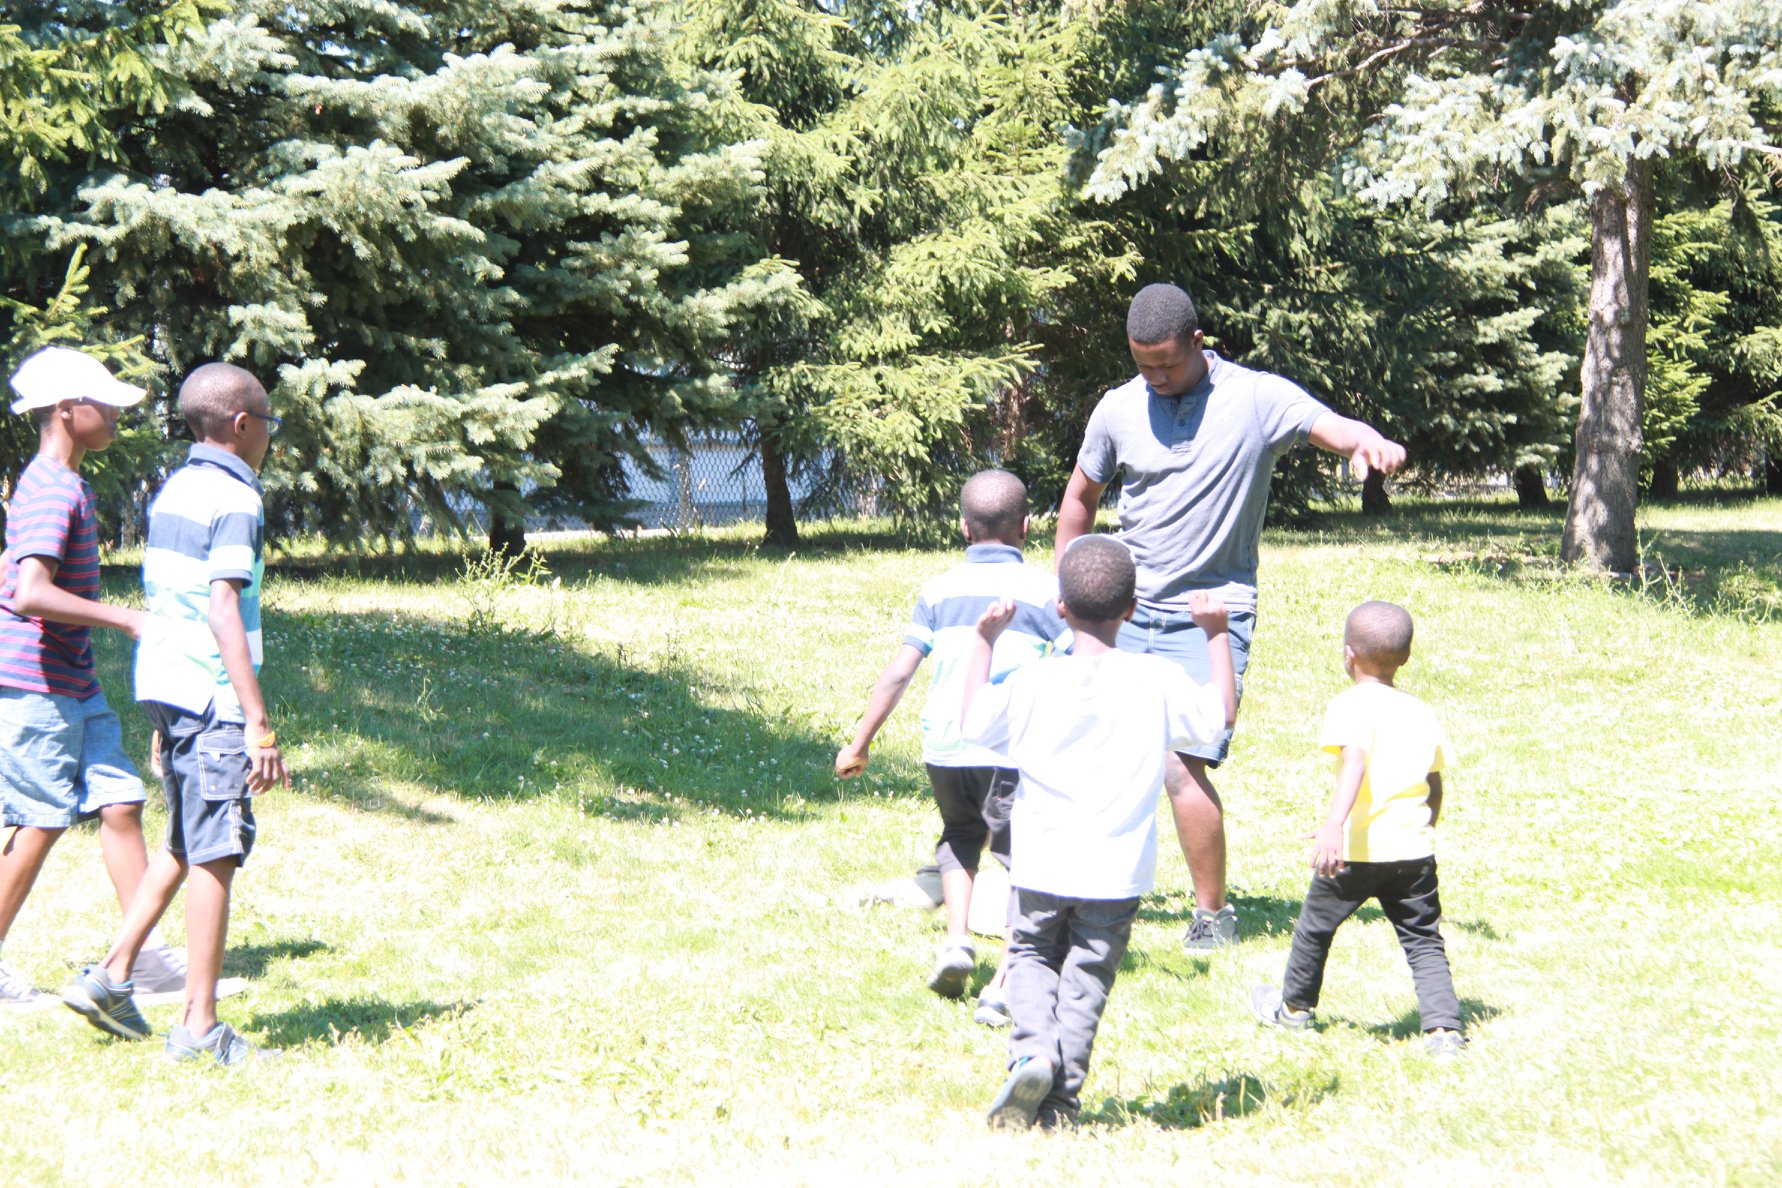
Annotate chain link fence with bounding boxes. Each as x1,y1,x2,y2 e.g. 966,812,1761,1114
619,432,834,531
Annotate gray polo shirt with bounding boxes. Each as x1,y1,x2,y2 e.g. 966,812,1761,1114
1077,351,1329,612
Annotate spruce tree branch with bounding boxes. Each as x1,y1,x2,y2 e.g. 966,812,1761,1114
1303,36,1505,91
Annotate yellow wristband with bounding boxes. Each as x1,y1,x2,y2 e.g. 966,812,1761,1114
252,731,277,748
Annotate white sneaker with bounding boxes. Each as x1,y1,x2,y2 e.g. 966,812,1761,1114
131,941,188,995
0,961,48,1008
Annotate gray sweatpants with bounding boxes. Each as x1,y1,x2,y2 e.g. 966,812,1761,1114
1006,888,1140,1119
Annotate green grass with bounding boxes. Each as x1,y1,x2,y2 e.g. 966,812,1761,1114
4,495,1780,1185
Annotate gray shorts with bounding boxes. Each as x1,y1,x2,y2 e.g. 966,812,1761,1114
1115,604,1255,765
144,701,256,867
0,686,145,828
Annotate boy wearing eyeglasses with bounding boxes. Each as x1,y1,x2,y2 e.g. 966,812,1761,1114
64,363,289,1065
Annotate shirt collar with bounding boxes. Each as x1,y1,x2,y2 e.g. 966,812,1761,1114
186,443,261,493
964,543,1024,564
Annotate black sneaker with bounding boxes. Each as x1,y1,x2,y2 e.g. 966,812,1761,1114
61,965,151,1041
1249,985,1314,1031
1182,904,1238,951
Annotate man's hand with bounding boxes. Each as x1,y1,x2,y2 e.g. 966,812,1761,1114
1350,430,1407,480
149,729,164,779
1305,822,1347,878
1187,590,1228,636
835,742,870,779
975,597,1016,643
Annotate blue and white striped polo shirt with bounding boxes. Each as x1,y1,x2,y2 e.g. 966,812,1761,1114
904,543,1069,767
134,445,264,722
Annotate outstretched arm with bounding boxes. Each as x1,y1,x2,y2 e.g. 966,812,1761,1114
1054,466,1107,567
1308,412,1406,479
835,645,925,778
959,598,1015,727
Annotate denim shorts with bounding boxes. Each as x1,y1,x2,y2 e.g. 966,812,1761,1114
0,686,146,828
143,701,257,867
1114,603,1255,765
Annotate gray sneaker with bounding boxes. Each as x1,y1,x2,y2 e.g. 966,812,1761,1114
1424,1030,1467,1060
1182,904,1239,952
0,962,47,1008
166,1021,264,1067
973,992,1012,1030
928,940,975,999
1249,984,1314,1031
987,1057,1054,1131
61,965,151,1040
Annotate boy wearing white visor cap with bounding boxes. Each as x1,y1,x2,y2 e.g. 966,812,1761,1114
0,347,188,1007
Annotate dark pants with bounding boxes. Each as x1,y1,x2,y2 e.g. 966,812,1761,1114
1007,889,1140,1119
1282,856,1461,1032
926,764,1016,874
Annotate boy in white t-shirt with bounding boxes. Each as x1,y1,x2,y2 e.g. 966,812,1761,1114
961,536,1236,1130
1249,600,1465,1058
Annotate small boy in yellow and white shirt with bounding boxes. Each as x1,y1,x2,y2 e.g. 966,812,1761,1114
1250,600,1465,1058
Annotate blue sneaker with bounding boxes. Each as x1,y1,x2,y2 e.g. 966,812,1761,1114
166,1021,263,1067
986,1057,1054,1131
61,966,151,1041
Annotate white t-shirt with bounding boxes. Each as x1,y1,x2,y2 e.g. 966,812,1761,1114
961,650,1227,899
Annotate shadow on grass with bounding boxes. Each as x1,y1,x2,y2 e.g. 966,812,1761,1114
1447,917,1501,940
224,937,329,980
1136,891,1383,935
269,597,843,826
1361,996,1500,1042
1088,1071,1300,1131
253,996,471,1047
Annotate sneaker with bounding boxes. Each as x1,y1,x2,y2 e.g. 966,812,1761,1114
1182,904,1239,952
928,940,975,999
1249,985,1314,1031
973,992,1011,1029
131,941,187,995
166,1021,264,1067
1424,1029,1467,1060
986,1057,1054,1131
61,965,151,1041
0,962,47,1008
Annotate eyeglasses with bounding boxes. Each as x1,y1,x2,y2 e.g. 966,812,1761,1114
242,409,283,437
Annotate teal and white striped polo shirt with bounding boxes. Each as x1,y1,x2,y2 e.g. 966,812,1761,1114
904,543,1069,767
134,445,264,722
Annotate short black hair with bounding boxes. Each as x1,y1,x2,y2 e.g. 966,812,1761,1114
1127,283,1199,346
1345,600,1414,668
178,362,267,440
960,469,1027,543
1058,535,1135,622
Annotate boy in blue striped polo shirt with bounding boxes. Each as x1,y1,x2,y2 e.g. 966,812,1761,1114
836,471,1068,1023
63,362,289,1065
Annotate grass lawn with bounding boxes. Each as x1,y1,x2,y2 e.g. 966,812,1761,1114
3,493,1779,1185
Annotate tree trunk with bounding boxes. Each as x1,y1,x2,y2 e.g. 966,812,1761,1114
487,480,526,556
760,427,799,547
1647,458,1679,500
1513,463,1548,509
1561,155,1654,574
1360,467,1390,516
1766,452,1782,495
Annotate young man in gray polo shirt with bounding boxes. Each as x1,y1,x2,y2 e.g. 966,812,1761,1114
1054,283,1406,950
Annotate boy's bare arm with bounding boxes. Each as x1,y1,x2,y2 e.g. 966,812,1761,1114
1426,771,1443,827
959,597,1015,726
207,578,288,792
1187,591,1236,728
12,556,143,638
835,645,925,778
1307,745,1367,877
